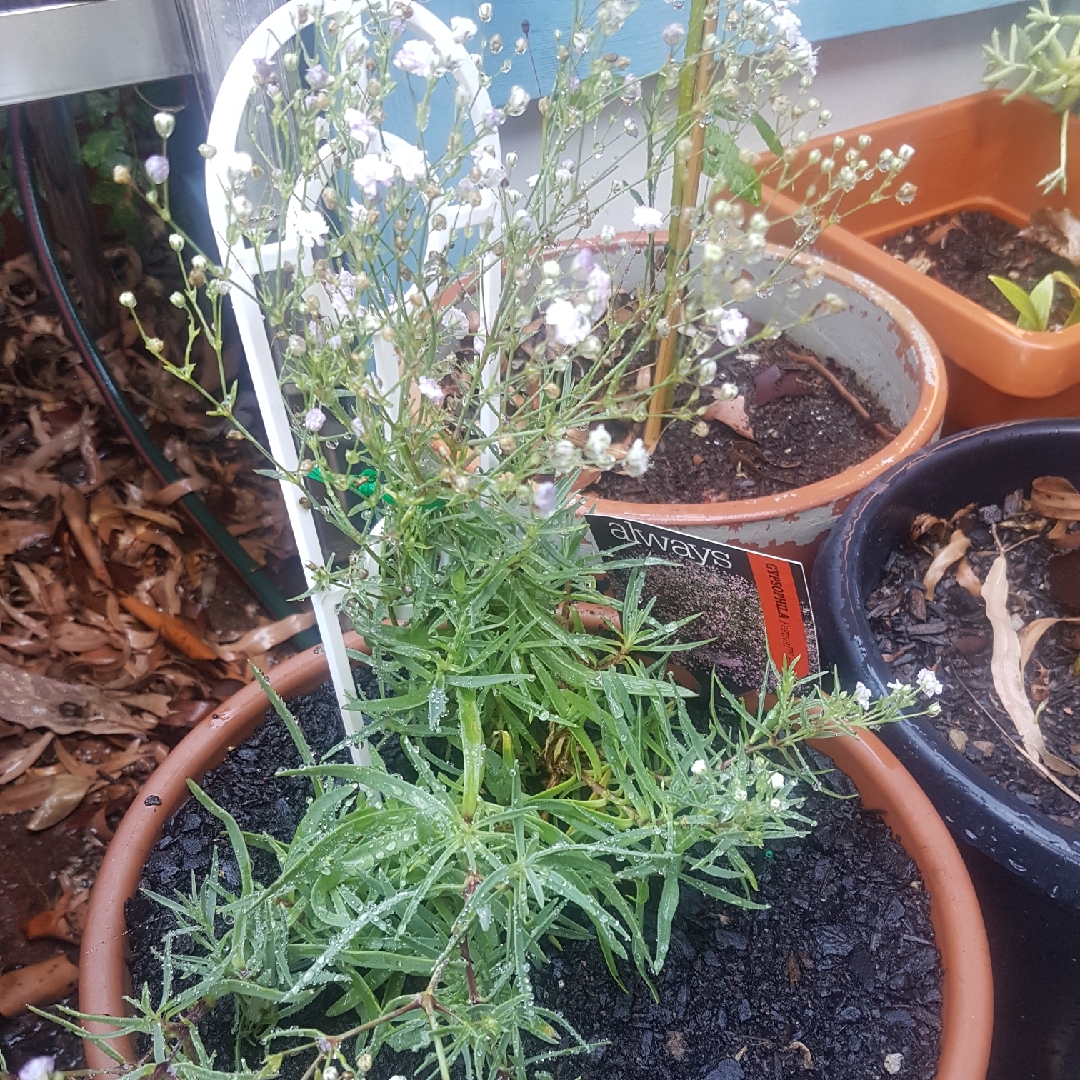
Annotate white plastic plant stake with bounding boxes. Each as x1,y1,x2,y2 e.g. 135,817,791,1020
205,0,502,759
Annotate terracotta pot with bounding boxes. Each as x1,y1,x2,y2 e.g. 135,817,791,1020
763,91,1080,430
812,419,1080,909
584,246,946,568
80,634,992,1080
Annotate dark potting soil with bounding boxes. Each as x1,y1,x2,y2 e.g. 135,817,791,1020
127,686,941,1080
866,492,1080,828
591,333,892,505
880,209,1079,327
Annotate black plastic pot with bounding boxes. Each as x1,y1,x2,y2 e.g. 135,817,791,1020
812,419,1080,909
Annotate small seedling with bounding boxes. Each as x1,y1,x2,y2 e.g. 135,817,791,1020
988,270,1080,330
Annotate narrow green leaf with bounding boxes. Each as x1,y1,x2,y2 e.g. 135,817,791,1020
751,112,784,156
703,127,761,204
988,274,1044,330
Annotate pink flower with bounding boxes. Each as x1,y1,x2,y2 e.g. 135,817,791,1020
305,408,326,432
145,155,170,184
532,481,557,519
352,154,396,198
419,376,445,404
394,39,438,78
344,109,377,146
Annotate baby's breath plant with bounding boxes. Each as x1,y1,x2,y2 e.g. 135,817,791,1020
985,0,1080,193
92,1,930,1078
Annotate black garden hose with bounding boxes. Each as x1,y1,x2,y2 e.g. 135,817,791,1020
10,103,319,649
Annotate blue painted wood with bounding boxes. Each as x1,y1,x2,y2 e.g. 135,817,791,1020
422,0,1016,106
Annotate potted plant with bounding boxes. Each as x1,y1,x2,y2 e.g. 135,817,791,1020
763,2,1080,431
66,1,990,1078
812,418,1080,909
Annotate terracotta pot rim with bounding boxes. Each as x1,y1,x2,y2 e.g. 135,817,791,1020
582,245,946,524
80,635,991,1080
760,90,1080,401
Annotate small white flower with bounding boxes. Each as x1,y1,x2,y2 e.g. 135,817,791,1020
394,39,438,78
532,480,557,519
526,173,540,188
632,205,664,233
451,15,477,42
19,1057,55,1080
585,424,612,460
916,667,944,698
599,0,631,34
441,306,470,338
690,758,707,776
624,438,649,478
698,358,717,385
305,408,326,432
478,3,492,21
546,298,591,347
391,143,427,183
717,308,749,347
853,682,872,711
295,209,329,243
226,151,253,180
717,381,740,401
168,233,184,252
287,334,307,356
887,680,908,693
927,702,942,716
600,224,616,243
232,194,253,223
153,112,175,139
586,265,612,317
169,291,185,309
770,797,783,810
732,786,747,802
551,439,577,469
506,85,531,117
112,164,131,185
118,291,136,309
770,772,785,790
419,376,445,404
145,154,170,184
898,144,915,163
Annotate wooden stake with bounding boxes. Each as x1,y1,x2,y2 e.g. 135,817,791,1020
644,4,719,450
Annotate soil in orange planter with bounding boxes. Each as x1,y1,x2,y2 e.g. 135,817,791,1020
880,210,1078,327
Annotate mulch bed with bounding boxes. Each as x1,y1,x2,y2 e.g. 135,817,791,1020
866,493,1080,828
591,333,893,505
880,210,1078,326
127,686,942,1080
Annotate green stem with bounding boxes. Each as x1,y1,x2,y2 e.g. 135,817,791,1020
458,687,484,821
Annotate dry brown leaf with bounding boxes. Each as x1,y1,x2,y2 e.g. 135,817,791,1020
1021,208,1080,265
51,622,114,653
27,774,96,830
52,739,103,780
0,732,53,786
0,954,79,1016
0,518,56,558
0,774,55,815
0,662,152,735
982,554,1079,777
702,395,754,440
1018,616,1080,669
119,595,217,661
1048,520,1080,550
151,474,209,506
923,529,970,601
910,513,945,541
1031,476,1080,521
955,556,983,598
215,611,318,660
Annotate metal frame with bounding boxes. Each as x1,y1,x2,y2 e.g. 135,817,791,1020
205,0,503,755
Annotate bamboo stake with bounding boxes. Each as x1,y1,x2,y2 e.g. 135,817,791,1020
644,3,719,450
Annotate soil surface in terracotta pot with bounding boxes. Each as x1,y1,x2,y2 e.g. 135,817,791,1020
124,683,944,1080
865,489,1080,828
880,211,1077,328
590,331,892,505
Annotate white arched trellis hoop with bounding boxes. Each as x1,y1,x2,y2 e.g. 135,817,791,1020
205,0,504,757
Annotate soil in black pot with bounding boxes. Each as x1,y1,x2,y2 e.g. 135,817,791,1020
866,490,1080,828
127,685,942,1080
880,210,1079,327
591,333,893,505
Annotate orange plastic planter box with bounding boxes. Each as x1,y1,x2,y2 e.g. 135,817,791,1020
765,91,1080,430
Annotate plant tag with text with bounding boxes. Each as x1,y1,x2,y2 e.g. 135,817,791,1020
587,515,819,690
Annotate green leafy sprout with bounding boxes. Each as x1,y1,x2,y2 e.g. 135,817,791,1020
988,268,1080,330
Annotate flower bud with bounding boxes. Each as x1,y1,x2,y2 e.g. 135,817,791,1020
118,291,137,309
169,291,186,308
198,143,217,159
112,164,131,185
168,233,185,252
153,112,176,139
821,292,847,314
